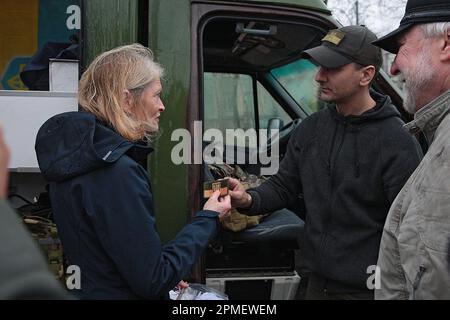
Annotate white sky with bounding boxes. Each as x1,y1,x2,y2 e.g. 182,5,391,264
327,0,408,37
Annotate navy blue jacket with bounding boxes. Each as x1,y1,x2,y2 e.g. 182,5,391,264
35,112,219,299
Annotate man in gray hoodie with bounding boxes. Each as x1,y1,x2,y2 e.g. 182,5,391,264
229,25,423,300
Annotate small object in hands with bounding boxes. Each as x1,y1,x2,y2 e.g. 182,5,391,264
203,178,229,199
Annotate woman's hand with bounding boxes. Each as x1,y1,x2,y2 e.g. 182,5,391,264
203,190,231,221
0,125,10,199
176,280,189,290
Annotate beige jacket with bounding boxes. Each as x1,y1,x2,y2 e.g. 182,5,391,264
375,91,450,300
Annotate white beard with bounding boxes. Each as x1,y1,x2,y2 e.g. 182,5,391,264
402,46,435,115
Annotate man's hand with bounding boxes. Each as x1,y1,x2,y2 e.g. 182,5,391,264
203,190,231,221
0,125,10,199
228,178,252,209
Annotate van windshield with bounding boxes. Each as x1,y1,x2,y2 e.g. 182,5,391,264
270,59,323,115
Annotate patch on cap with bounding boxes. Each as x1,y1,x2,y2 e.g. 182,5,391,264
322,30,345,46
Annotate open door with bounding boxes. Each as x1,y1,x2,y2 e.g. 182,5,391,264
192,1,335,297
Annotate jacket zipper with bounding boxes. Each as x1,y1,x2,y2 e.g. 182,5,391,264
326,122,347,234
412,266,426,300
326,123,339,176
319,121,347,270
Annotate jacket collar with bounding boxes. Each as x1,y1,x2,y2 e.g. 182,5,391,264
405,90,450,144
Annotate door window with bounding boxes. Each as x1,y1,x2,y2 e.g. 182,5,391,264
204,72,256,148
204,72,293,148
271,59,323,115
257,82,291,129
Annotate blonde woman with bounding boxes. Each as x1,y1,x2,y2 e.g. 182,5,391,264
35,44,230,299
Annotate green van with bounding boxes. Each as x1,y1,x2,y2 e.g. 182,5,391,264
83,0,406,298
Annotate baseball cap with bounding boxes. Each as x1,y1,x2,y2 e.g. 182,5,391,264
373,0,450,54
301,25,382,70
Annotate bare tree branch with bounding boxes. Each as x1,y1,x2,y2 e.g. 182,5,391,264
327,0,408,35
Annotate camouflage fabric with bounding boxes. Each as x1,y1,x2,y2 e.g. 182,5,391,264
221,209,265,232
23,216,64,281
207,164,268,232
0,199,69,299
376,91,450,300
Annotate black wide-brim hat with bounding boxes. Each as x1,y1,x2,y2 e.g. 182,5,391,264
373,0,450,54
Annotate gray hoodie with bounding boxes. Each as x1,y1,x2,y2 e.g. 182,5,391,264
245,91,423,291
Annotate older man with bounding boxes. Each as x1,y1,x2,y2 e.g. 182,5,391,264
373,0,450,300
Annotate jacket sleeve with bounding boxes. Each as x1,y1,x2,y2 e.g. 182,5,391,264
245,126,304,215
380,127,423,204
83,160,219,299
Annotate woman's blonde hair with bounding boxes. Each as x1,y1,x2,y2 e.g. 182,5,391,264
78,43,164,141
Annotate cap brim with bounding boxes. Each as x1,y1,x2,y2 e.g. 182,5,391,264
301,45,352,68
372,23,412,54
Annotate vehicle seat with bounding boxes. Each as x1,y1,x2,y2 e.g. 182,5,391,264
222,208,304,243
